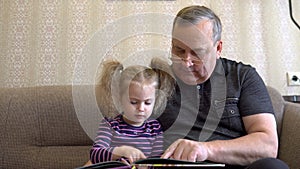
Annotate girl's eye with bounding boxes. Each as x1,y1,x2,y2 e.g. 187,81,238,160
130,100,152,105
130,101,137,104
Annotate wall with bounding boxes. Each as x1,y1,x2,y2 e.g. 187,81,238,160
1,0,300,95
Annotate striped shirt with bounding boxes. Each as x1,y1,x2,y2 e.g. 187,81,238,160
90,115,163,164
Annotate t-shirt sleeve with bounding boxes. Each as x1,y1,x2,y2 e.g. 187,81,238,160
90,119,115,163
150,122,164,157
239,67,274,116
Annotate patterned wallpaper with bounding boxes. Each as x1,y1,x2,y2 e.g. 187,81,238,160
1,0,300,95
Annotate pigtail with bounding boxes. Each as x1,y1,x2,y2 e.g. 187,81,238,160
95,59,123,118
150,57,175,116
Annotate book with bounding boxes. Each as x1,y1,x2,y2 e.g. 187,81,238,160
133,157,225,168
76,161,130,169
76,157,225,169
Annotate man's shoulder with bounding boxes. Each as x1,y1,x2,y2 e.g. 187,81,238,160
220,57,255,74
220,57,252,68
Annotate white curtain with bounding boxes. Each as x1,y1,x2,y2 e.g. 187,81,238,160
0,0,299,95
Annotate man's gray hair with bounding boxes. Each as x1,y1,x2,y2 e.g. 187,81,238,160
173,5,222,45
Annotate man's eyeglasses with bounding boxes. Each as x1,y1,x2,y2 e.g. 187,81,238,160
170,44,212,65
170,55,204,65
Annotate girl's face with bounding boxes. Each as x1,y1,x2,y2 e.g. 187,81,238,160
121,82,156,127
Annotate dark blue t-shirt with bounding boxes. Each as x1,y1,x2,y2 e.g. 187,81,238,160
158,58,274,148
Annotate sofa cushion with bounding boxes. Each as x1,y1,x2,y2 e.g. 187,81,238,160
35,86,93,146
3,86,93,146
267,86,285,135
278,102,300,169
1,86,93,169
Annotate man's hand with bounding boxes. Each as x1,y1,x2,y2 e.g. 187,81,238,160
113,145,146,164
161,139,208,162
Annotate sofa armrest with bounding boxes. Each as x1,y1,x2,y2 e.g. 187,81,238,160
278,102,300,169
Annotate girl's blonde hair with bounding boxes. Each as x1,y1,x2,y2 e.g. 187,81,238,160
95,57,175,118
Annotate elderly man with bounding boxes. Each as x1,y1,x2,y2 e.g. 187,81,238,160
158,5,289,169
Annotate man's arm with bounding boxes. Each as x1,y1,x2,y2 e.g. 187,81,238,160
161,113,278,166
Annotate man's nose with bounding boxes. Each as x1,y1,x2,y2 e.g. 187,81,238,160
182,52,194,67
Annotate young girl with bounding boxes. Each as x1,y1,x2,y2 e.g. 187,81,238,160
90,57,174,165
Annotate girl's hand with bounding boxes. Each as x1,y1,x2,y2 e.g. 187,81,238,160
113,145,146,163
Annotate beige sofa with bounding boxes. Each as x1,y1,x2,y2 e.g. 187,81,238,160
1,85,300,169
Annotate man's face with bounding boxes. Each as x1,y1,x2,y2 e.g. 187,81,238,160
171,20,222,85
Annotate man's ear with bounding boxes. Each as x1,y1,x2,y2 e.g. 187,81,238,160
216,41,222,58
